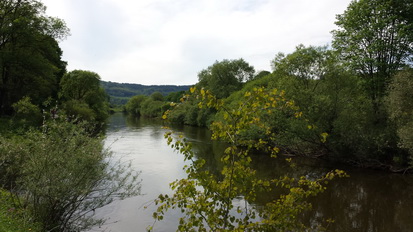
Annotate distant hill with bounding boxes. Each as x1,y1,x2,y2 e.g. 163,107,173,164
101,81,192,105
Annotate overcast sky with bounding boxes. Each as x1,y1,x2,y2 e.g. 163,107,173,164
41,0,351,85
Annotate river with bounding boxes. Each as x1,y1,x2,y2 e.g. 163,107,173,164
93,113,413,232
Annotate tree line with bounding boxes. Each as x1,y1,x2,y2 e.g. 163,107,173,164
101,80,190,106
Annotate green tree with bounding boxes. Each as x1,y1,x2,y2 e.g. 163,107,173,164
386,69,413,165
125,95,147,116
197,58,255,99
59,70,109,123
332,0,413,102
272,45,330,83
150,91,164,101
0,0,69,114
246,45,394,165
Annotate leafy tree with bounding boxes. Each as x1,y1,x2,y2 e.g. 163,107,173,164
59,70,109,123
150,91,164,101
272,45,330,83
332,0,413,102
0,0,69,114
197,58,255,99
152,87,346,231
267,46,340,154
125,95,147,116
244,45,396,165
386,69,413,164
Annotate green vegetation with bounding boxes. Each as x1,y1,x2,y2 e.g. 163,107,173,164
2,0,413,230
0,1,140,231
332,0,413,104
0,0,69,115
386,69,413,165
0,188,41,232
0,117,141,231
101,81,191,106
60,70,109,123
197,58,255,99
151,87,347,231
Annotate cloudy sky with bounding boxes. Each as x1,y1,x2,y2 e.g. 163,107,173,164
41,0,351,85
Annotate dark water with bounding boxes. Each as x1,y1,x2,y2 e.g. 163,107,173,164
94,113,413,232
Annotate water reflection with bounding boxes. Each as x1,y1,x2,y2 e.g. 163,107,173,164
96,113,413,232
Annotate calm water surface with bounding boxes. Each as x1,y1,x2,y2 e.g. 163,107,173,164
93,113,413,232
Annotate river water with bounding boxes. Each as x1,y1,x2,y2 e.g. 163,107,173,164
93,113,413,232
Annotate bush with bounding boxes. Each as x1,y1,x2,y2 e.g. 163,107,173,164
12,96,42,127
0,119,141,231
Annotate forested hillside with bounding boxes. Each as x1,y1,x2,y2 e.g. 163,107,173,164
101,81,191,105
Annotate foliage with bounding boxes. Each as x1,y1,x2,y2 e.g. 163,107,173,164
197,58,255,99
101,81,191,105
0,188,41,232
125,92,188,120
59,70,109,123
386,69,413,164
11,96,42,127
152,87,346,231
125,95,147,116
272,44,330,82
0,0,69,115
253,70,271,80
62,99,97,122
166,94,216,127
332,0,413,101
166,91,186,103
0,118,141,231
140,97,170,118
268,45,405,165
151,91,164,101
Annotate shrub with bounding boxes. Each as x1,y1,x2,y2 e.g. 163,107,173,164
0,119,141,231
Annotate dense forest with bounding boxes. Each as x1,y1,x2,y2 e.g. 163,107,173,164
0,0,412,231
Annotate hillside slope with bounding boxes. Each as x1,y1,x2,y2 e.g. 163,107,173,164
101,81,192,105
